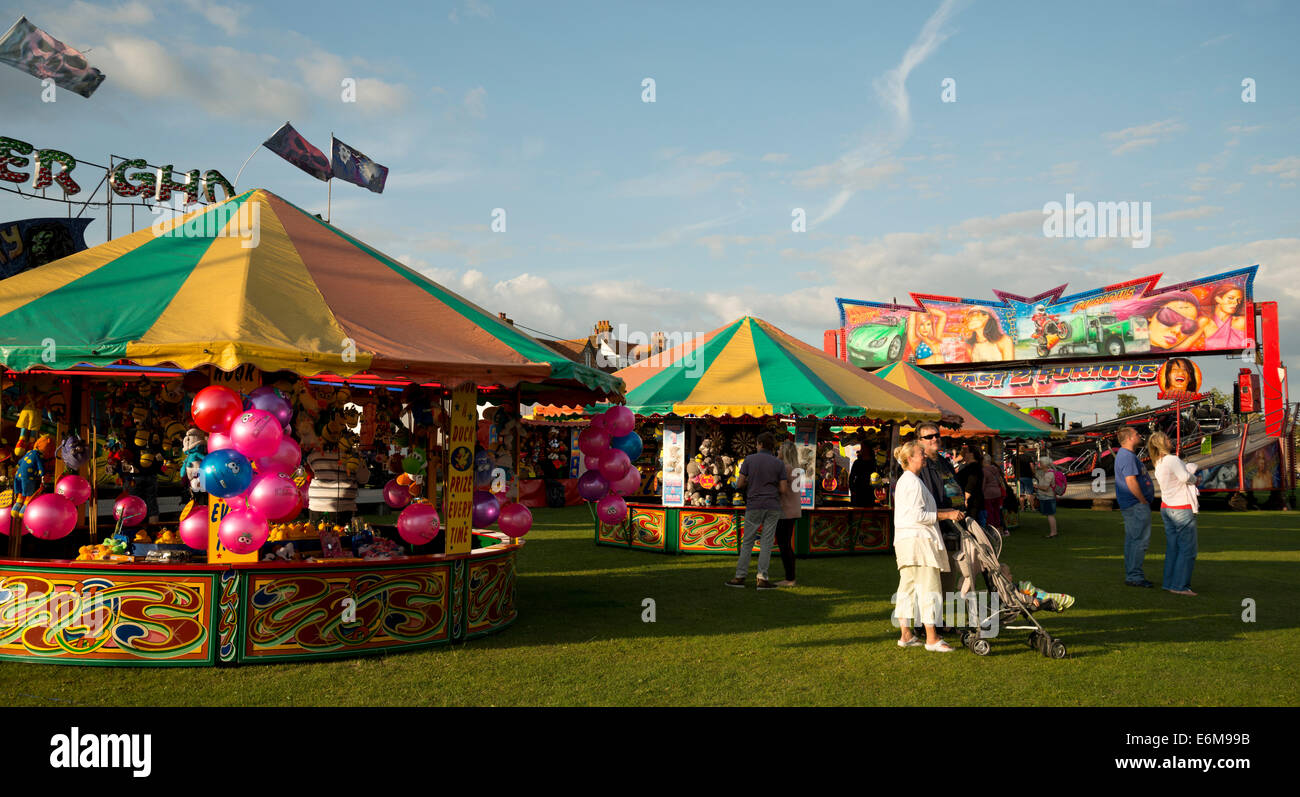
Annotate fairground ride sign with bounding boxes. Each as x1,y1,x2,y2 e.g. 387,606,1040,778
947,361,1162,398
836,266,1258,369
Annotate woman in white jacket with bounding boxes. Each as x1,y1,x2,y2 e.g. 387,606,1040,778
893,441,966,651
1148,432,1199,596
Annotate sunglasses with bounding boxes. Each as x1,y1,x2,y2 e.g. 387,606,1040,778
919,433,941,441
1154,307,1199,334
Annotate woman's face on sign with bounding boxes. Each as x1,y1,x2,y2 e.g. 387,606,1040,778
1148,300,1199,348
1215,288,1243,316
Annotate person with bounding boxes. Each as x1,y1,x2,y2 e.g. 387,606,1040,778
955,444,986,526
981,453,1007,533
726,432,788,590
1034,456,1060,538
1116,291,1209,352
1014,446,1036,506
912,422,960,589
1201,283,1248,350
1148,431,1199,596
964,309,1015,362
774,440,802,587
892,440,965,652
1160,358,1199,395
1114,427,1155,587
306,444,371,528
848,443,877,507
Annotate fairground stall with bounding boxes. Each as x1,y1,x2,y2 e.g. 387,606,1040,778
589,317,958,556
0,189,621,667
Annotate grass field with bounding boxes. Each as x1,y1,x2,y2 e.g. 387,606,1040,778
4,505,1298,706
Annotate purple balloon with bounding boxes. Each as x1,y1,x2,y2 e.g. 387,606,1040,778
249,387,294,426
498,502,533,538
256,436,301,473
611,466,642,497
384,479,412,509
472,490,500,527
578,426,611,456
397,503,441,544
599,448,632,482
577,469,610,502
603,406,636,437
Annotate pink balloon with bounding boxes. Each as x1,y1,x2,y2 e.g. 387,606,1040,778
255,436,301,472
497,502,533,538
583,449,606,474
178,507,210,550
603,405,636,437
596,494,628,525
24,494,78,540
397,502,441,545
590,414,609,433
0,505,12,536
578,426,611,456
218,508,269,554
384,479,412,509
598,448,631,482
612,466,642,497
114,494,148,527
209,431,234,452
230,409,284,460
223,494,248,513
247,473,300,521
55,475,93,506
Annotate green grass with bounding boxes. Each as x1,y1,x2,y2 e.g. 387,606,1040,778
4,506,1298,706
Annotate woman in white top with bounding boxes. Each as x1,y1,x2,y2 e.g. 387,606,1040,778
893,440,966,652
1147,432,1199,596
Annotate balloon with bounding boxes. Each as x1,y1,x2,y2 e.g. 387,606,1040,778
255,436,301,473
178,506,209,550
497,502,533,538
230,409,283,460
201,449,254,498
208,431,233,452
24,494,78,540
248,386,293,426
598,448,632,482
114,494,148,527
55,475,93,506
583,449,606,474
0,506,12,536
384,479,412,509
192,386,243,433
603,406,636,437
472,490,500,527
224,494,248,513
397,502,441,545
247,473,300,520
611,466,642,497
578,426,611,456
589,413,609,433
596,494,628,525
218,508,269,554
610,432,643,461
577,470,610,501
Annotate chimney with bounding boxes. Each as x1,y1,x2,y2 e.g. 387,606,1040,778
652,331,665,355
593,320,612,345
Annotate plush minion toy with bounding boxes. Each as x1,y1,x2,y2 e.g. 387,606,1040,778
14,393,42,457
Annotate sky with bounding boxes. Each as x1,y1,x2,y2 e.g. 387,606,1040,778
1,0,1297,424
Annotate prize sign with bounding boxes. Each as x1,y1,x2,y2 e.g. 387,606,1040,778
444,384,477,555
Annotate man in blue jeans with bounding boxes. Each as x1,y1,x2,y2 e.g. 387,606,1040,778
1114,427,1155,587
726,432,789,590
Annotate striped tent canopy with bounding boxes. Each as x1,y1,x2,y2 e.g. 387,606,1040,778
0,189,621,398
873,361,1062,439
611,316,957,424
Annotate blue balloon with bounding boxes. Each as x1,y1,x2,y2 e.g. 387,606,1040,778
610,432,643,461
201,448,254,498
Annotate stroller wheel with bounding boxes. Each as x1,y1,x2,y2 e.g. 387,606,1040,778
971,638,991,656
1027,631,1040,649
960,630,972,647
1049,640,1068,659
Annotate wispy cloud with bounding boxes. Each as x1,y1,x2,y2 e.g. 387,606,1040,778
805,0,966,226
449,0,494,23
1251,156,1300,180
1200,33,1233,47
464,86,487,118
1103,118,1186,155
1162,205,1222,221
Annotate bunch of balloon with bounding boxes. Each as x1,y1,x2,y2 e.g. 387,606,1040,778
15,474,94,540
576,405,641,526
189,385,304,554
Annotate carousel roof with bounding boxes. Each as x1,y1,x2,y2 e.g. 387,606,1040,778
873,361,1063,438
612,316,957,423
0,189,621,398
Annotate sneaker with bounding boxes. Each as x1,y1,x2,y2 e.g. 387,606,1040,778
924,639,955,652
776,579,796,587
724,577,745,588
756,579,779,590
1125,579,1155,588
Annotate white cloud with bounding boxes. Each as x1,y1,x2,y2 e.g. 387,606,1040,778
1103,119,1185,155
1200,33,1233,47
449,0,494,23
693,150,736,167
464,86,487,118
295,49,409,111
180,0,249,36
1161,205,1222,221
761,153,790,163
1251,156,1300,180
1227,124,1262,135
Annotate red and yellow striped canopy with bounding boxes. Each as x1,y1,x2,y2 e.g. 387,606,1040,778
0,189,621,396
615,317,955,423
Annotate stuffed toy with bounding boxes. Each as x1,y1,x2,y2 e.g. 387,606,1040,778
59,434,89,472
685,459,704,507
14,392,43,457
10,434,54,519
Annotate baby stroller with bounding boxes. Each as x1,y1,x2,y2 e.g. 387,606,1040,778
953,518,1069,659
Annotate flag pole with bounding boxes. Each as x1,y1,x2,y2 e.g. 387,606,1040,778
326,131,334,224
231,142,264,190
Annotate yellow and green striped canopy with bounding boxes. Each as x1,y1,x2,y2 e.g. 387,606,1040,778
614,317,954,423
0,189,621,396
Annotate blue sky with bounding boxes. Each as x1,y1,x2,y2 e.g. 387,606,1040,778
1,0,1297,422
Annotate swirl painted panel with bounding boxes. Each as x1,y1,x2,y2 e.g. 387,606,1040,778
853,512,890,552
628,507,666,550
597,516,629,544
243,565,449,658
0,571,211,663
809,514,855,553
218,568,239,663
467,555,517,635
679,510,737,552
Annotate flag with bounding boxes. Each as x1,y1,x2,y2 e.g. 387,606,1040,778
0,217,93,280
0,17,105,98
331,137,388,194
262,122,331,182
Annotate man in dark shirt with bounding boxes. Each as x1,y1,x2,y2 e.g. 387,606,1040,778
1014,448,1036,504
913,422,963,597
726,432,788,590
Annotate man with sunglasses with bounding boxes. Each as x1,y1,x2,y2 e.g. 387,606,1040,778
1115,426,1155,587
913,422,963,594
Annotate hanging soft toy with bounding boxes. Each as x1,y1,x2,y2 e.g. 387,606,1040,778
14,391,43,457
11,434,54,519
58,433,89,473
182,451,206,499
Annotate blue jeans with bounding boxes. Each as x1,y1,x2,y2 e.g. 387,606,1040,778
1121,503,1152,583
1160,508,1198,591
